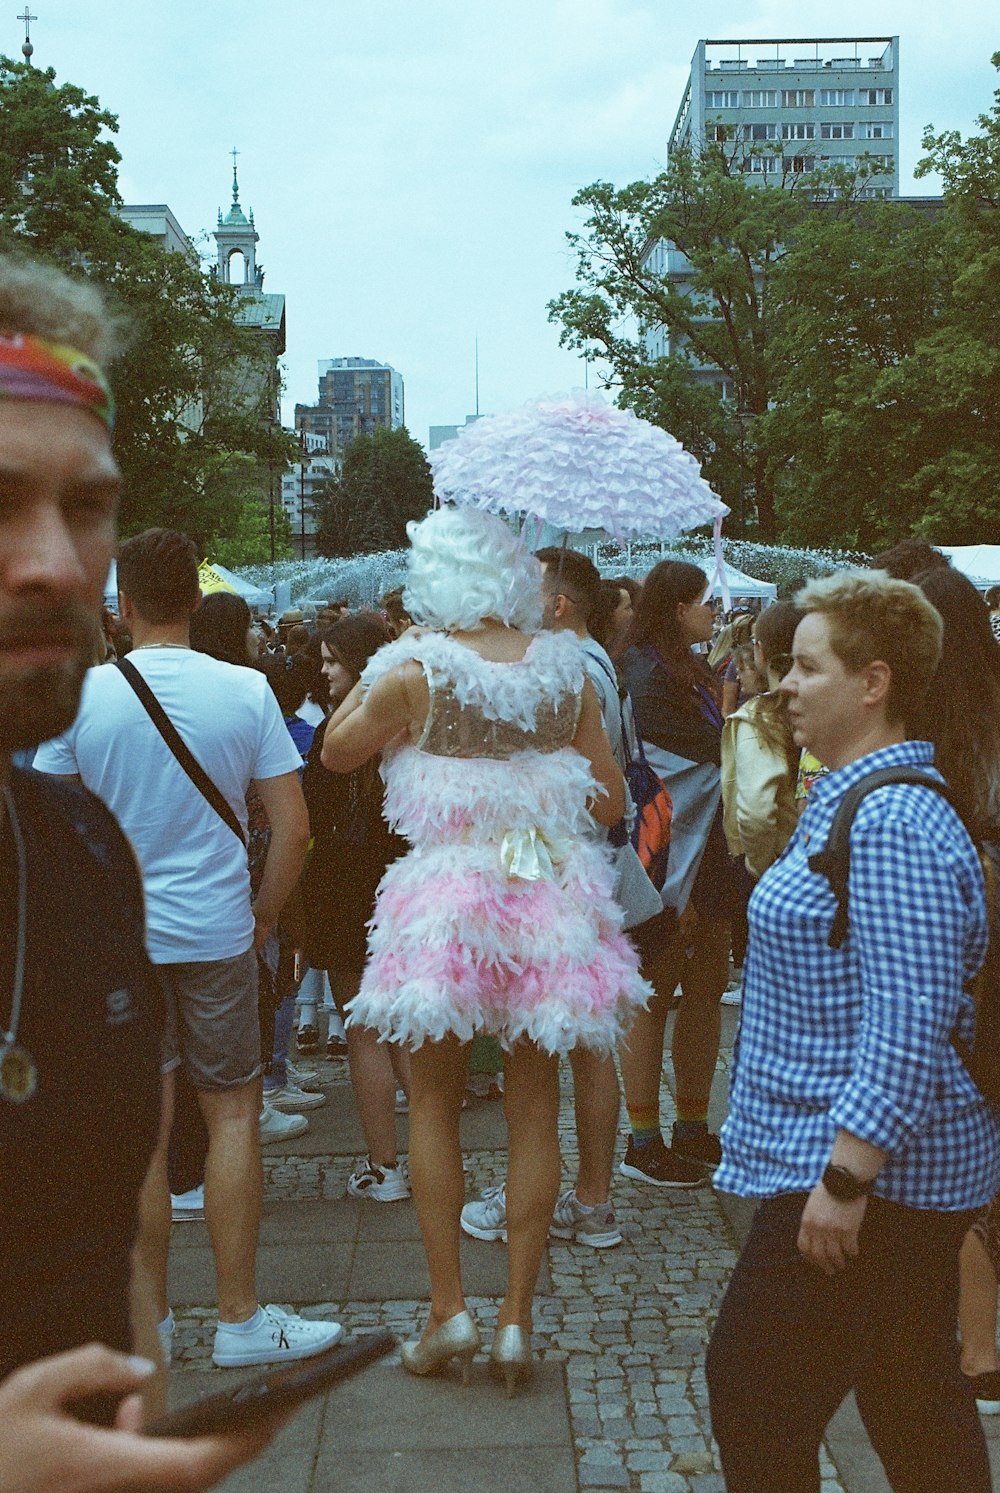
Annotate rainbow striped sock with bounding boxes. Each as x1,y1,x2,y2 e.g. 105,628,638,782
627,1104,660,1149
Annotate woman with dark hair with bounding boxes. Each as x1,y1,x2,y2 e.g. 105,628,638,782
618,560,744,1184
912,565,1000,841
911,563,1000,1414
591,577,639,664
189,591,256,667
300,613,413,1202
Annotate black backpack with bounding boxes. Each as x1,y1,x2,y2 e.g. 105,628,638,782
806,766,1000,1108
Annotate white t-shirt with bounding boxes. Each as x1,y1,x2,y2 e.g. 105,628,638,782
34,650,302,963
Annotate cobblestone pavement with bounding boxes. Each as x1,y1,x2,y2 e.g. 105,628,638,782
171,1042,850,1493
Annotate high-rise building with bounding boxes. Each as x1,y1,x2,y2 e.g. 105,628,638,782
645,36,900,373
670,37,898,197
295,358,405,454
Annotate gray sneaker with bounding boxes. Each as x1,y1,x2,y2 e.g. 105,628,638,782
460,1184,508,1241
549,1188,623,1248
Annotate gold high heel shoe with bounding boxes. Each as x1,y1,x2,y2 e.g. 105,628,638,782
489,1324,534,1398
400,1309,480,1384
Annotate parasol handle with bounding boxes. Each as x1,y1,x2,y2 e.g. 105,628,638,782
712,515,730,613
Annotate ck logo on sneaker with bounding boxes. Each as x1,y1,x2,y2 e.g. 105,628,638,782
105,987,134,1026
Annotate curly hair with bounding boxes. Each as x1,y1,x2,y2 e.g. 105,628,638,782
404,507,543,634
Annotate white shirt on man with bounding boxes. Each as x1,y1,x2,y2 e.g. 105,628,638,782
35,649,301,963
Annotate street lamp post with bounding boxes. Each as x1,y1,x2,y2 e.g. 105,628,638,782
299,431,307,561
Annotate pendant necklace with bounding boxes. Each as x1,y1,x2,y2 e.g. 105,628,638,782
0,786,37,1104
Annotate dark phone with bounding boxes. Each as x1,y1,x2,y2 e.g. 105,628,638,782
144,1329,396,1439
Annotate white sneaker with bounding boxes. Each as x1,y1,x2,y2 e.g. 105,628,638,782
157,1308,174,1367
170,1184,204,1221
212,1305,343,1368
286,1059,324,1093
460,1183,508,1242
346,1157,411,1201
264,1082,326,1112
549,1187,623,1248
259,1102,308,1145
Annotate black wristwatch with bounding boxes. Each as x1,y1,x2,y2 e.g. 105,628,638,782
821,1163,876,1202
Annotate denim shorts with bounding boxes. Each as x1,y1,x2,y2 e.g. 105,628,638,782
155,946,261,1090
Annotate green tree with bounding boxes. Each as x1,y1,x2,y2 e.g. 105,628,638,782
209,493,292,568
548,144,875,539
315,426,434,557
0,56,293,541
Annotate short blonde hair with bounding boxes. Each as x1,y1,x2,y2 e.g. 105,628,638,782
796,569,943,725
0,255,125,369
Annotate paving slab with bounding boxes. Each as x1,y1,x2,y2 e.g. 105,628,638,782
168,1371,323,1493
348,1235,519,1300
319,1358,571,1449
321,1446,578,1492
168,1241,355,1304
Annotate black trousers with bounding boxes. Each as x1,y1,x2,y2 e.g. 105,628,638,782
706,1192,990,1493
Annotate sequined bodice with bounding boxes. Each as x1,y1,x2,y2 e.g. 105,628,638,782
416,671,580,759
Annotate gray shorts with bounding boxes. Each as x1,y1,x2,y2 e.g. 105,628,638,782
156,947,261,1090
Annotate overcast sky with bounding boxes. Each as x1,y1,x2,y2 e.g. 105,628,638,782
15,0,1000,448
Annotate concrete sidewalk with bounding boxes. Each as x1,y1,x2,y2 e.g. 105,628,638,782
167,1010,1000,1491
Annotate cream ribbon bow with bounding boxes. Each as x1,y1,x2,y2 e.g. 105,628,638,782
499,825,573,881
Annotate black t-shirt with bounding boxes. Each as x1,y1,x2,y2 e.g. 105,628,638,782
0,769,162,1380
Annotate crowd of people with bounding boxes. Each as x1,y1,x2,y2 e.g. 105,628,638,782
4,247,1000,1491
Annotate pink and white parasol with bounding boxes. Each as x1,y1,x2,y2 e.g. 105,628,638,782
429,389,729,542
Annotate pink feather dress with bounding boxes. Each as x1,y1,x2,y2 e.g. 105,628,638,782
345,629,651,1055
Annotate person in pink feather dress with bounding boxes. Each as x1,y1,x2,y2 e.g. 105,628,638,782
321,506,650,1393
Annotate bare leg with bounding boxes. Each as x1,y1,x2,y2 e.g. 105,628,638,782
568,1046,620,1205
671,917,730,1122
198,1076,263,1324
618,933,684,1119
499,1042,561,1330
390,1042,412,1100
135,1067,176,1322
408,1035,470,1337
959,1227,1000,1376
346,1025,400,1168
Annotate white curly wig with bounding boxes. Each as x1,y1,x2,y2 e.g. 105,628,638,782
403,507,543,633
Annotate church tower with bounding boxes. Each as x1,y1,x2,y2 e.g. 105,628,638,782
213,150,263,294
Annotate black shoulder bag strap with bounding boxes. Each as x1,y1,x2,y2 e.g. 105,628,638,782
115,658,246,846
806,766,954,949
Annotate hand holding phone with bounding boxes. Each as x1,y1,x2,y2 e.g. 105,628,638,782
145,1330,396,1439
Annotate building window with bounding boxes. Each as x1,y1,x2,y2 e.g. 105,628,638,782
745,155,778,174
865,154,895,172
782,88,815,107
781,122,816,140
820,122,854,139
861,121,894,138
742,89,777,107
741,122,778,141
783,155,815,173
859,87,893,106
706,90,740,108
710,123,735,141
820,154,855,168
819,88,855,106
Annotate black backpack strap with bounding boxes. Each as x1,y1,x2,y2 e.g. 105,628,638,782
115,658,246,846
807,767,954,949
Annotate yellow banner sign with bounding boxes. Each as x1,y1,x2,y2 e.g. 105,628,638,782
198,561,236,595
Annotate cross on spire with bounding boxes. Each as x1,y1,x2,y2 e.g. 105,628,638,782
18,7,37,62
230,146,240,202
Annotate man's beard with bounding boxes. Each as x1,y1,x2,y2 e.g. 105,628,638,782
0,657,90,752
0,602,95,753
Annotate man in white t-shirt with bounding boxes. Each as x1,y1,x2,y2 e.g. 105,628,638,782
36,527,342,1369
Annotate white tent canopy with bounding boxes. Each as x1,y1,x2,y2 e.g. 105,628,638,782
936,545,1000,590
103,560,272,610
695,558,777,603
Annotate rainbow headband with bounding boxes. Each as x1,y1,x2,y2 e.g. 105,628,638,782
0,332,115,433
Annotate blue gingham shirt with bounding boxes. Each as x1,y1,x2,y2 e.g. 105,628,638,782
716,740,1000,1211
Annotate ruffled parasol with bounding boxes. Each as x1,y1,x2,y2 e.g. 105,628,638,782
429,389,729,541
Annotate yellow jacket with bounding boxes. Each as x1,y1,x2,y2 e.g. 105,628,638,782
721,694,798,881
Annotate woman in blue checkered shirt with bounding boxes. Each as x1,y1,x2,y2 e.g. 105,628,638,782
707,570,1000,1493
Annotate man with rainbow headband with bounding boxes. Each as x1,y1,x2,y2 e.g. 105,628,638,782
0,255,284,1490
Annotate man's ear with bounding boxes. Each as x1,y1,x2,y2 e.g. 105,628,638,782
553,593,571,621
862,659,892,707
117,590,132,625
